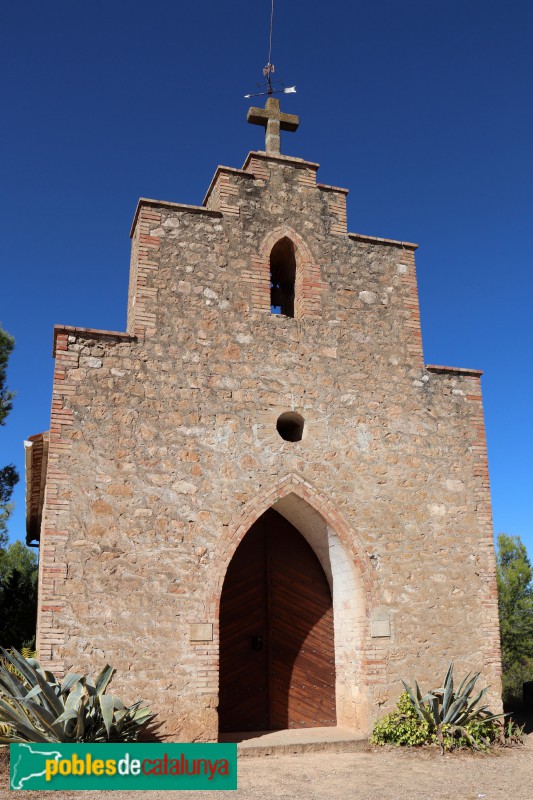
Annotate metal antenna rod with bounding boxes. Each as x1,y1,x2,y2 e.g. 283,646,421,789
245,0,296,99
265,0,275,94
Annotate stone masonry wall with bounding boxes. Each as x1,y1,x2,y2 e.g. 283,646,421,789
36,151,501,740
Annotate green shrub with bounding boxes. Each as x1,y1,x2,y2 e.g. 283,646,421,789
372,663,512,752
0,647,154,743
371,692,432,746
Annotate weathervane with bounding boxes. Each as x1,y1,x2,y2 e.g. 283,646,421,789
245,0,299,156
244,0,296,99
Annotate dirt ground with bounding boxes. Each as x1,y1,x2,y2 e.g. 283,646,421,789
1,736,532,800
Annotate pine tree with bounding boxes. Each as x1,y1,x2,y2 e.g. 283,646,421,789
0,324,19,548
496,533,533,701
0,325,37,649
0,541,38,648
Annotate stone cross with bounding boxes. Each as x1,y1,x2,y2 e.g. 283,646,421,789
247,97,299,156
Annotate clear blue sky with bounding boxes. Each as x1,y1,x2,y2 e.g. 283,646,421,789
1,1,532,558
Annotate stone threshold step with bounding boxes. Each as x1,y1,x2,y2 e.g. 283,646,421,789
220,727,369,757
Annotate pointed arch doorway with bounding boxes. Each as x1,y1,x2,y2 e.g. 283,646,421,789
218,508,336,732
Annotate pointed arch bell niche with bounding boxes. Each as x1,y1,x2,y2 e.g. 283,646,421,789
249,227,325,318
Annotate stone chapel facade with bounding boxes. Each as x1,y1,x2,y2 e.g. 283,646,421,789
27,102,502,740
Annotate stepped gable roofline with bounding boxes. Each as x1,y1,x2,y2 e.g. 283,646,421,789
203,166,256,207
52,325,135,357
317,182,349,194
348,232,418,250
242,150,320,172
426,364,483,377
202,157,350,207
130,198,223,238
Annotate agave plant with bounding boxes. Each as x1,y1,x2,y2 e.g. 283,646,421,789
0,646,36,684
402,662,506,752
0,647,155,743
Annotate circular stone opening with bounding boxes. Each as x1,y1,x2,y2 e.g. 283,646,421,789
276,412,305,442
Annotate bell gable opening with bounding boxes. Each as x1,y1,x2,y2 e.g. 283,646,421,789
270,237,296,317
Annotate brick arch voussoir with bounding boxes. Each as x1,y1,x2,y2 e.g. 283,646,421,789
258,226,315,267
206,475,377,621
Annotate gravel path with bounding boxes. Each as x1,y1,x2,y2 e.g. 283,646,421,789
2,738,532,800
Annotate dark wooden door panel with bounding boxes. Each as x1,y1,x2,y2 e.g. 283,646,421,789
218,508,337,733
268,513,336,729
218,522,268,732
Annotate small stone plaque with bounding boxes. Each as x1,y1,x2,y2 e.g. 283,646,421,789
371,619,391,638
371,609,391,638
189,623,213,642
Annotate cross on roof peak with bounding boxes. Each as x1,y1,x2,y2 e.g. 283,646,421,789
247,97,299,156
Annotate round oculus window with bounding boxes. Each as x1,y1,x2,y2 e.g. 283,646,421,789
276,411,305,442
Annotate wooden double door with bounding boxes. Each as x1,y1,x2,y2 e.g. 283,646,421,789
219,508,336,732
